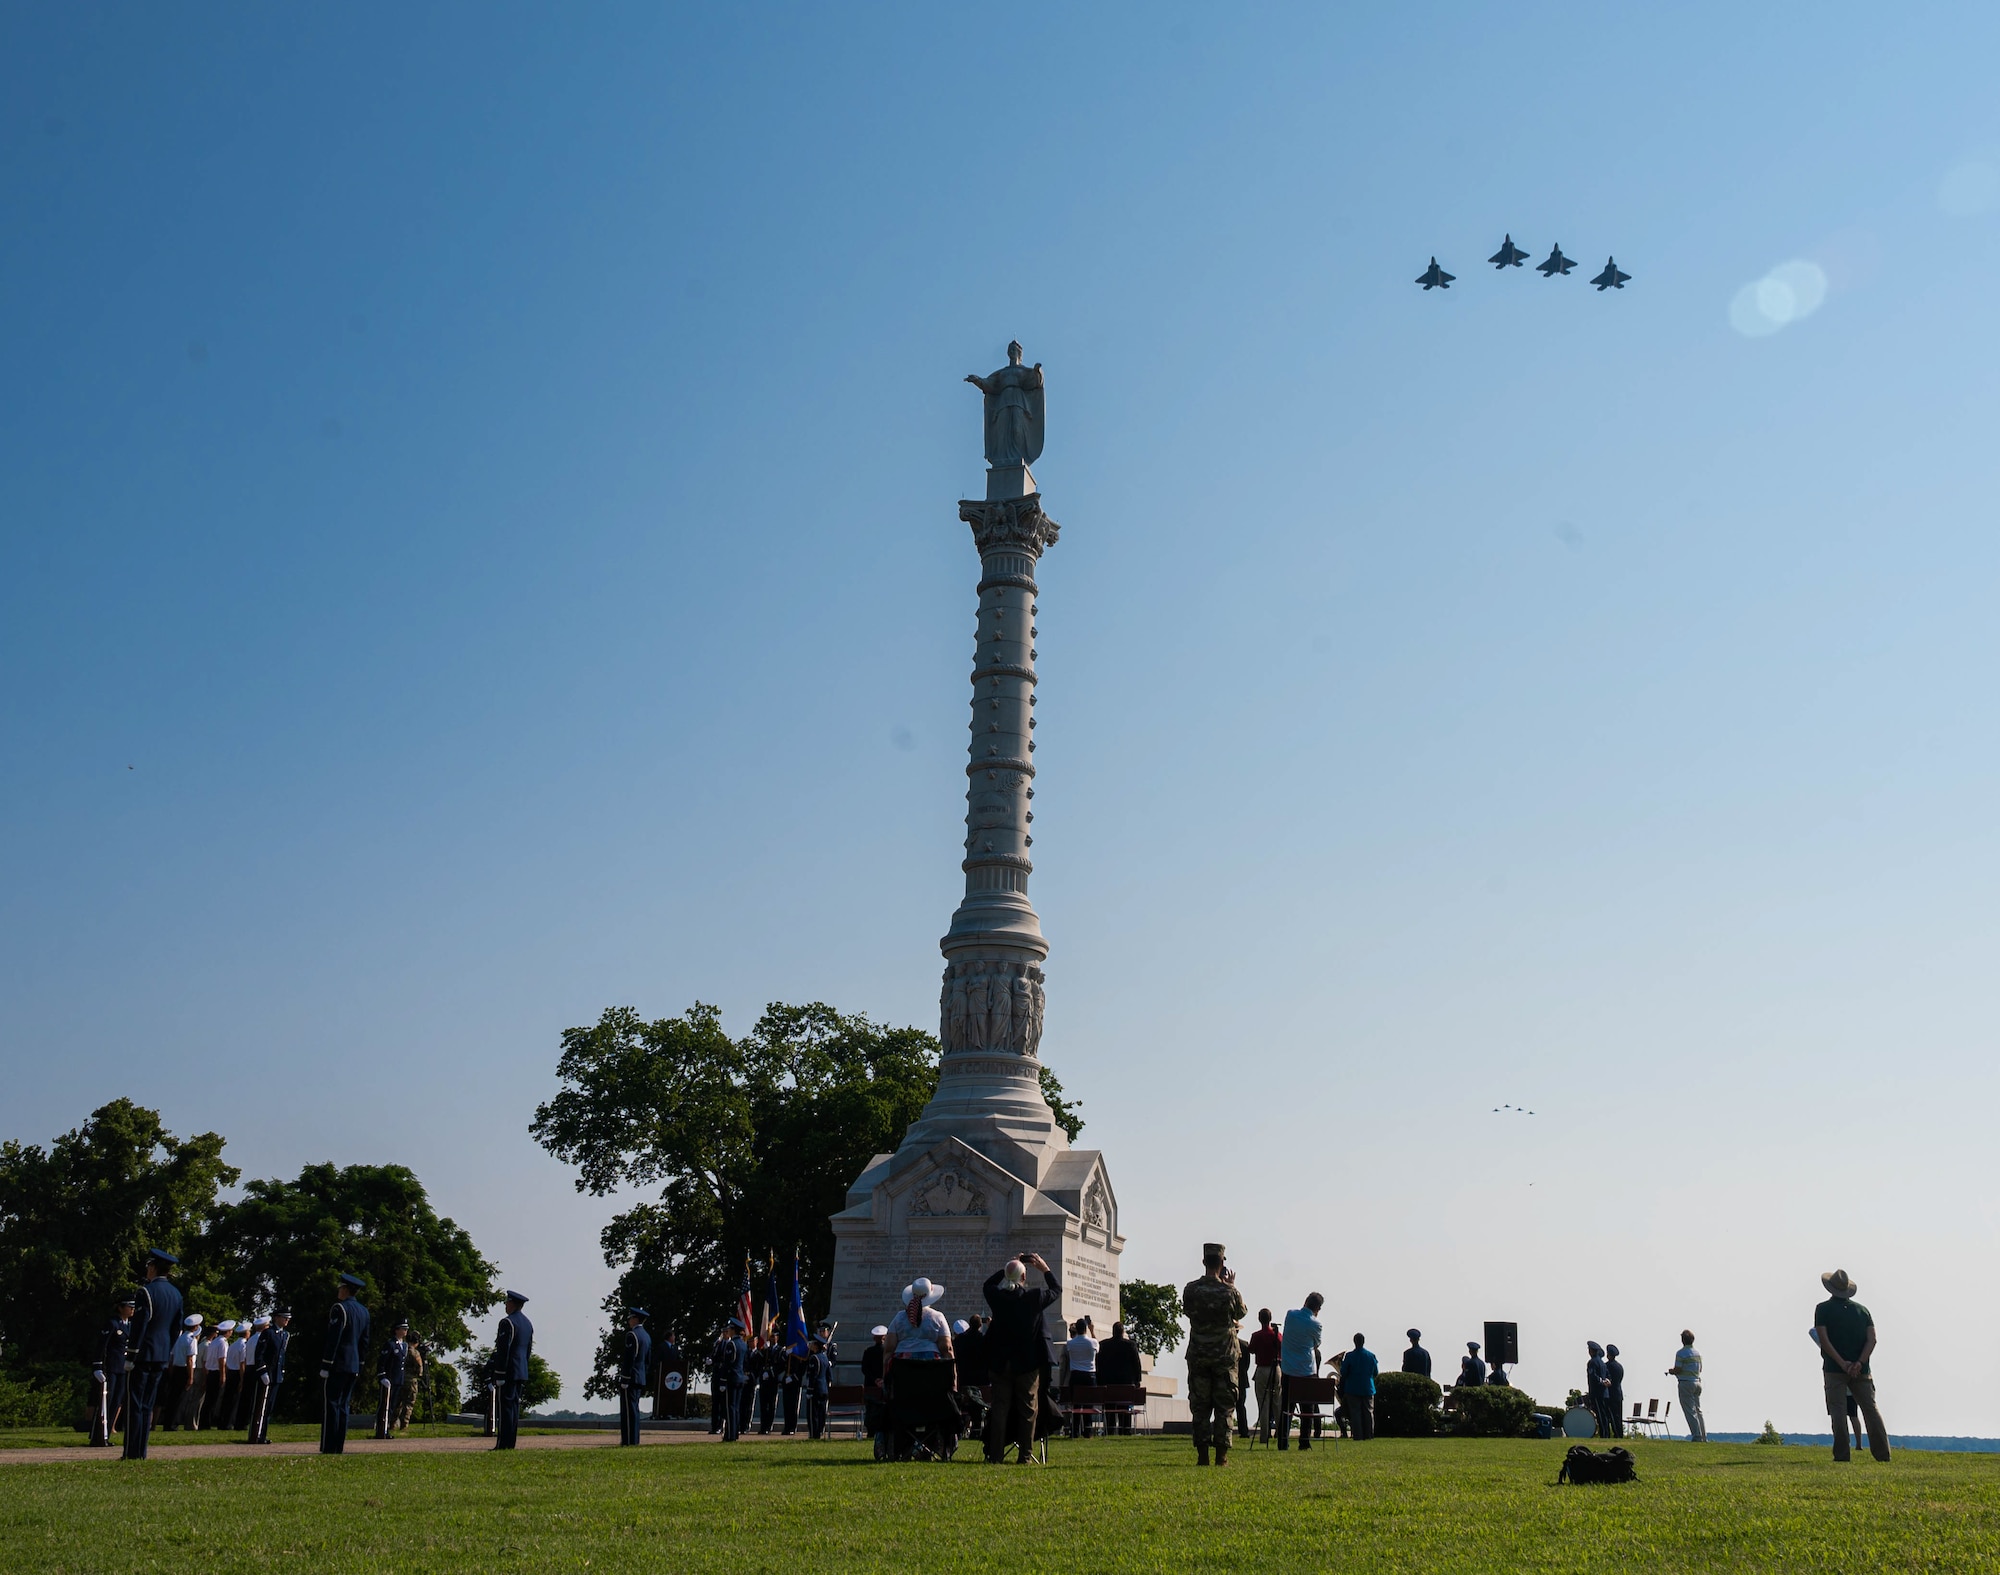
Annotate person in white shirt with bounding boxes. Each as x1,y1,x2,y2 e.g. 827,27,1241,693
199,1321,233,1430
231,1322,262,1429
883,1278,954,1366
1065,1317,1100,1438
165,1316,203,1431
1666,1330,1706,1441
221,1323,250,1430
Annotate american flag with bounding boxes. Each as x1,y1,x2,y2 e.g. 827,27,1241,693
736,1255,755,1340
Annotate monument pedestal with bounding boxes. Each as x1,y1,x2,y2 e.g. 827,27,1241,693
827,344,1123,1347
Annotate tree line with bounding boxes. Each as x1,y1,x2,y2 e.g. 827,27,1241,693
0,1099,502,1425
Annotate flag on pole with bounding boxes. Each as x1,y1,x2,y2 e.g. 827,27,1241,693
764,1253,782,1341
785,1247,810,1356
736,1255,756,1341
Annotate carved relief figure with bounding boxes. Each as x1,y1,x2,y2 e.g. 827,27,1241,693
938,960,1049,1055
911,1167,987,1217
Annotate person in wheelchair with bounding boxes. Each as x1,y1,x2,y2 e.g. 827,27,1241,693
882,1277,959,1461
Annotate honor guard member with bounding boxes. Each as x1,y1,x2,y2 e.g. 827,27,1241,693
121,1248,185,1459
375,1320,411,1438
248,1312,289,1444
90,1295,136,1446
805,1336,833,1439
198,1320,234,1431
1180,1242,1248,1467
490,1291,534,1450
1401,1329,1432,1377
653,1327,681,1418
781,1338,807,1435
320,1273,371,1454
753,1337,781,1434
719,1317,749,1442
617,1307,652,1446
708,1328,732,1433
227,1318,256,1429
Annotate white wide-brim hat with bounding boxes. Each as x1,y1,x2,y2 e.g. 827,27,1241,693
901,1278,946,1307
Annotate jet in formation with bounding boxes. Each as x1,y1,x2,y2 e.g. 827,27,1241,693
1537,243,1576,277
1488,234,1530,268
1416,257,1455,290
1591,256,1631,290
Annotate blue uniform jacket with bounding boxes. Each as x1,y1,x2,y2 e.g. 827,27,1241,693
96,1318,130,1375
495,1311,534,1382
128,1278,184,1366
379,1337,409,1382
256,1326,290,1382
325,1298,371,1375
620,1327,651,1387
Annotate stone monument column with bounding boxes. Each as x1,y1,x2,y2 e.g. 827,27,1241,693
827,344,1123,1352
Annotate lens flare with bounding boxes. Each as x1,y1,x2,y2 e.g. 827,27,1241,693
1729,259,1830,337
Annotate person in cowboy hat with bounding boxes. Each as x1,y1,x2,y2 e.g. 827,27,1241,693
1815,1270,1890,1462
884,1277,954,1368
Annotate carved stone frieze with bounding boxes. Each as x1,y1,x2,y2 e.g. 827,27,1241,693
909,1166,987,1218
939,958,1046,1055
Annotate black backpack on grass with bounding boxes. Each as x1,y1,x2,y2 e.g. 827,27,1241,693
1557,1444,1637,1485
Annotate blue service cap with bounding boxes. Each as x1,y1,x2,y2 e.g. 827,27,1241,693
338,1272,367,1289
626,1306,649,1318
504,1289,528,1304
147,1247,180,1266
728,1316,745,1329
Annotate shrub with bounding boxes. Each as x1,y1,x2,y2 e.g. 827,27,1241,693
0,1365,88,1429
1756,1420,1784,1445
1451,1383,1539,1438
1374,1371,1442,1436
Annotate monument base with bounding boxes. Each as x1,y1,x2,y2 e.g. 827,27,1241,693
827,1124,1122,1362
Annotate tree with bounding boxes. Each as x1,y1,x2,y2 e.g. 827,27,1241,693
0,1099,238,1369
530,1001,938,1397
1117,1279,1184,1358
462,1346,562,1412
204,1163,499,1418
1039,1065,1084,1142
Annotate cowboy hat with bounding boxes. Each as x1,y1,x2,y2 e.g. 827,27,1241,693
901,1277,946,1307
1821,1269,1858,1297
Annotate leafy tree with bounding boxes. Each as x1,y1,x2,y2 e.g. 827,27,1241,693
204,1163,498,1418
0,1099,238,1368
531,1001,938,1397
1117,1279,1184,1357
462,1345,563,1412
1038,1065,1084,1142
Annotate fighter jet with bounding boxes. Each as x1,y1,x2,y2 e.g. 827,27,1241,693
1591,256,1631,291
1416,257,1455,290
1488,234,1530,269
1537,243,1576,277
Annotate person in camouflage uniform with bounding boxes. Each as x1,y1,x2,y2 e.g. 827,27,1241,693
1181,1242,1249,1466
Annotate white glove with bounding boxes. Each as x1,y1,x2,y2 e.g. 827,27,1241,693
320,1367,330,1379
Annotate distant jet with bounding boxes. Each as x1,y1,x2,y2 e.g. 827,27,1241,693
1488,234,1530,269
1416,257,1455,290
1591,256,1631,291
1537,244,1577,277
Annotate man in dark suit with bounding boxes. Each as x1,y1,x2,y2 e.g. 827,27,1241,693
89,1295,135,1446
374,1319,411,1438
982,1253,1061,1465
320,1273,371,1454
248,1310,290,1444
491,1291,534,1450
122,1248,185,1460
1097,1320,1143,1435
617,1307,652,1446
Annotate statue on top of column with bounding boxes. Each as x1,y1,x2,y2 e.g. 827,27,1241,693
965,341,1045,468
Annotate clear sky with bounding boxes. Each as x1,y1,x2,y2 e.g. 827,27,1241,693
5,4,1998,1434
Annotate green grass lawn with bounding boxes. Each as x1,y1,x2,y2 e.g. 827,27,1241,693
2,1434,1995,1573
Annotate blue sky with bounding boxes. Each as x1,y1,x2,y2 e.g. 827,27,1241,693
5,3,1998,1431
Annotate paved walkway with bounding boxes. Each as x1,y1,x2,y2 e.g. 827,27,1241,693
0,1429,794,1466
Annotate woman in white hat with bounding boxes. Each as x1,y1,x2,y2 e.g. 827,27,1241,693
883,1278,955,1370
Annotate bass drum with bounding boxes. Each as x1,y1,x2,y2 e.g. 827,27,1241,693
1561,1406,1597,1438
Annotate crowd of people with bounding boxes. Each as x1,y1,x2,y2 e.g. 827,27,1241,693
85,1245,1891,1469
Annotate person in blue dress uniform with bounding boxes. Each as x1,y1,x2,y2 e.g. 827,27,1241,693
89,1295,135,1446
122,1249,184,1460
491,1291,534,1450
374,1319,411,1438
618,1307,652,1446
320,1272,371,1454
248,1310,290,1443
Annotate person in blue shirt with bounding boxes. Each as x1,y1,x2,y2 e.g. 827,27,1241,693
618,1307,652,1446
122,1248,185,1461
490,1291,535,1450
320,1273,371,1455
1340,1334,1380,1441
1275,1292,1324,1451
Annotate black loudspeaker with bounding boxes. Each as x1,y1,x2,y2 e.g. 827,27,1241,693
1484,1322,1520,1366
